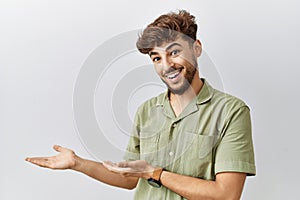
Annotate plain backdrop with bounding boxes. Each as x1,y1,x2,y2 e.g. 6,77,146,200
1,0,299,199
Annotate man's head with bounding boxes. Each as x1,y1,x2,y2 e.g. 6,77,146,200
136,10,202,95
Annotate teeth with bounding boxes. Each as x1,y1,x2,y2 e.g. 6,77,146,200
167,72,179,79
166,70,180,79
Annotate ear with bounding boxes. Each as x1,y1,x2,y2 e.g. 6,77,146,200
193,40,202,57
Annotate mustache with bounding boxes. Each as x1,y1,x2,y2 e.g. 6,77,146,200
163,66,183,75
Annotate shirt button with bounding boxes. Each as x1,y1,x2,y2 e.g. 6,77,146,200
169,152,174,156
172,123,177,128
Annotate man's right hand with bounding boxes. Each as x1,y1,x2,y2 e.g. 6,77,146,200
25,145,77,170
26,144,139,190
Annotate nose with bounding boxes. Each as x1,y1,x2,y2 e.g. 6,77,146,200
161,55,174,71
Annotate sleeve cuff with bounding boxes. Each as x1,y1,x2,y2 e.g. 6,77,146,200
215,161,256,176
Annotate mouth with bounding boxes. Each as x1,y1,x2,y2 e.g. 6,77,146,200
164,68,183,80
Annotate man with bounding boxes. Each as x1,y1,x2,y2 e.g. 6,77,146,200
26,10,256,199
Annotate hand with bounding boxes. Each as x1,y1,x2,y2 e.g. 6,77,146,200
103,160,155,179
25,145,77,170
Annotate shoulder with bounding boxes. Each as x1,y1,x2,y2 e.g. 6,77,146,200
201,80,248,111
212,88,248,110
136,91,166,115
206,84,250,120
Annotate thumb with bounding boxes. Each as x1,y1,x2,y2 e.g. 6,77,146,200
53,145,62,152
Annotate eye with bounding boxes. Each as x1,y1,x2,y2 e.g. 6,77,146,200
170,49,180,56
152,57,161,62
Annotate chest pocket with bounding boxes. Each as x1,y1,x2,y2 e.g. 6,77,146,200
184,133,218,158
140,131,160,165
178,132,218,179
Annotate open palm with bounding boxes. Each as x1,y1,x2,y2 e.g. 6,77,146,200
25,145,76,170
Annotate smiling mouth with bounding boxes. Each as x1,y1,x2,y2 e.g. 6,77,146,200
165,68,182,79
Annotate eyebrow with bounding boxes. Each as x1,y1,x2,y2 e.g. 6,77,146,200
149,42,183,57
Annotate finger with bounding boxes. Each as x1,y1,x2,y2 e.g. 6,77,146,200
102,161,116,170
103,161,133,174
117,161,129,168
25,157,51,168
103,160,116,167
53,145,63,152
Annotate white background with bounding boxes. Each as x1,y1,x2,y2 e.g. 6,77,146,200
1,0,299,199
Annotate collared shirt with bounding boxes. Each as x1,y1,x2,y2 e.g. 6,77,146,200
124,79,256,200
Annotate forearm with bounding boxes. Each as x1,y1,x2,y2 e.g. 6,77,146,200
160,171,246,200
72,156,138,190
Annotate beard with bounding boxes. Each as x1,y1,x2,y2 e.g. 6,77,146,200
162,63,197,95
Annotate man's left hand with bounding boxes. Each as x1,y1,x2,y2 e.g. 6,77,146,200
103,160,155,179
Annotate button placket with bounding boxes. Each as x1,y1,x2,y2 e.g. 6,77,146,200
169,121,178,158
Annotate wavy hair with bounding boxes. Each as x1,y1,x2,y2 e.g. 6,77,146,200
136,10,198,54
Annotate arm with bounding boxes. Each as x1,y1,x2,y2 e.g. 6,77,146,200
160,106,253,199
25,145,138,190
103,160,246,200
160,171,246,200
72,157,138,190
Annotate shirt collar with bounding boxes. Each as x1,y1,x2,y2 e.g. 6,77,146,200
155,78,214,106
196,79,214,105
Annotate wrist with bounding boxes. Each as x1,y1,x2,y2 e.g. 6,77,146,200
150,167,164,181
70,155,82,171
147,167,164,188
144,166,154,179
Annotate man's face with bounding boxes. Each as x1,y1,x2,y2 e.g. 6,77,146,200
149,37,201,95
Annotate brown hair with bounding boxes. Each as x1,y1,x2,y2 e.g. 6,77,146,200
136,10,198,54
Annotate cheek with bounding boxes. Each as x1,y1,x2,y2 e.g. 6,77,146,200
180,58,194,69
177,55,194,67
183,56,197,68
153,65,162,75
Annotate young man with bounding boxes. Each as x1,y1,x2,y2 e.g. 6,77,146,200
26,10,256,200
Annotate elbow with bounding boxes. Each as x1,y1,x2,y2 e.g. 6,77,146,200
188,187,242,200
123,178,138,190
212,190,242,200
189,195,240,200
124,184,136,190
218,196,241,200
213,191,243,200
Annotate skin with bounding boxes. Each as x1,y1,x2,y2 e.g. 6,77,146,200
149,37,203,116
26,37,247,199
26,145,138,190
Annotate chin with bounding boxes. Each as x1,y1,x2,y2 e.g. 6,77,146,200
168,83,190,95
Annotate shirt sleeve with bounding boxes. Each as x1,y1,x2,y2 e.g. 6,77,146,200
123,107,141,161
214,106,256,176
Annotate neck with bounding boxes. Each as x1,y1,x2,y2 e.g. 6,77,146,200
169,72,203,116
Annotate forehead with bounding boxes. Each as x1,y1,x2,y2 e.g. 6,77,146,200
149,37,190,54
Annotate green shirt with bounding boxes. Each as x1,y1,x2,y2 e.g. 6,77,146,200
124,79,256,200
